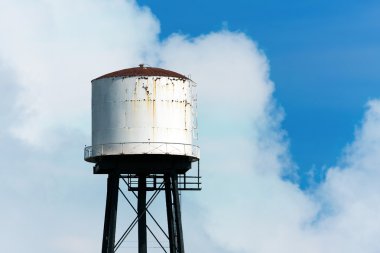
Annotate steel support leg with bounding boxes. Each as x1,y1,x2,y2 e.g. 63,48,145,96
172,174,185,253
165,175,176,253
138,176,147,253
102,174,119,253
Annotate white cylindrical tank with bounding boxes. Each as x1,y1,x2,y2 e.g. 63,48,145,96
84,65,199,163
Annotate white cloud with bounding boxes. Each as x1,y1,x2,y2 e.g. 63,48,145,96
0,0,159,146
194,99,380,253
158,31,292,176
1,0,380,253
312,100,380,253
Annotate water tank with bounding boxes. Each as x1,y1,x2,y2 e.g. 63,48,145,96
84,65,199,173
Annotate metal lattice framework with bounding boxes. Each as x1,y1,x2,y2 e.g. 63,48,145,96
101,164,201,253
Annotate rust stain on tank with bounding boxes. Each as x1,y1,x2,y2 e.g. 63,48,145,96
152,79,157,125
132,78,138,112
153,78,157,98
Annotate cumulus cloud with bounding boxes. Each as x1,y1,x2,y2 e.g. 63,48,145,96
312,100,380,253
0,0,159,146
195,98,380,253
1,0,380,253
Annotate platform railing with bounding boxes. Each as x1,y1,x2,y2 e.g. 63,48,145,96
84,142,200,160
120,172,202,191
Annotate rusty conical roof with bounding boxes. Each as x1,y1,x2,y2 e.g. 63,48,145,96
93,65,188,81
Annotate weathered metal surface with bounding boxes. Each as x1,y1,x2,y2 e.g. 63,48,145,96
86,68,199,162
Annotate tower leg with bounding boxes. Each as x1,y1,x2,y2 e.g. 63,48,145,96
165,175,176,253
138,176,147,253
171,174,185,253
102,173,119,253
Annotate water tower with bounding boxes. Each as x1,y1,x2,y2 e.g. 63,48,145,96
84,65,200,253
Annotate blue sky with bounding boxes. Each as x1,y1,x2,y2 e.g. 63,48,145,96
140,0,380,187
1,0,380,252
